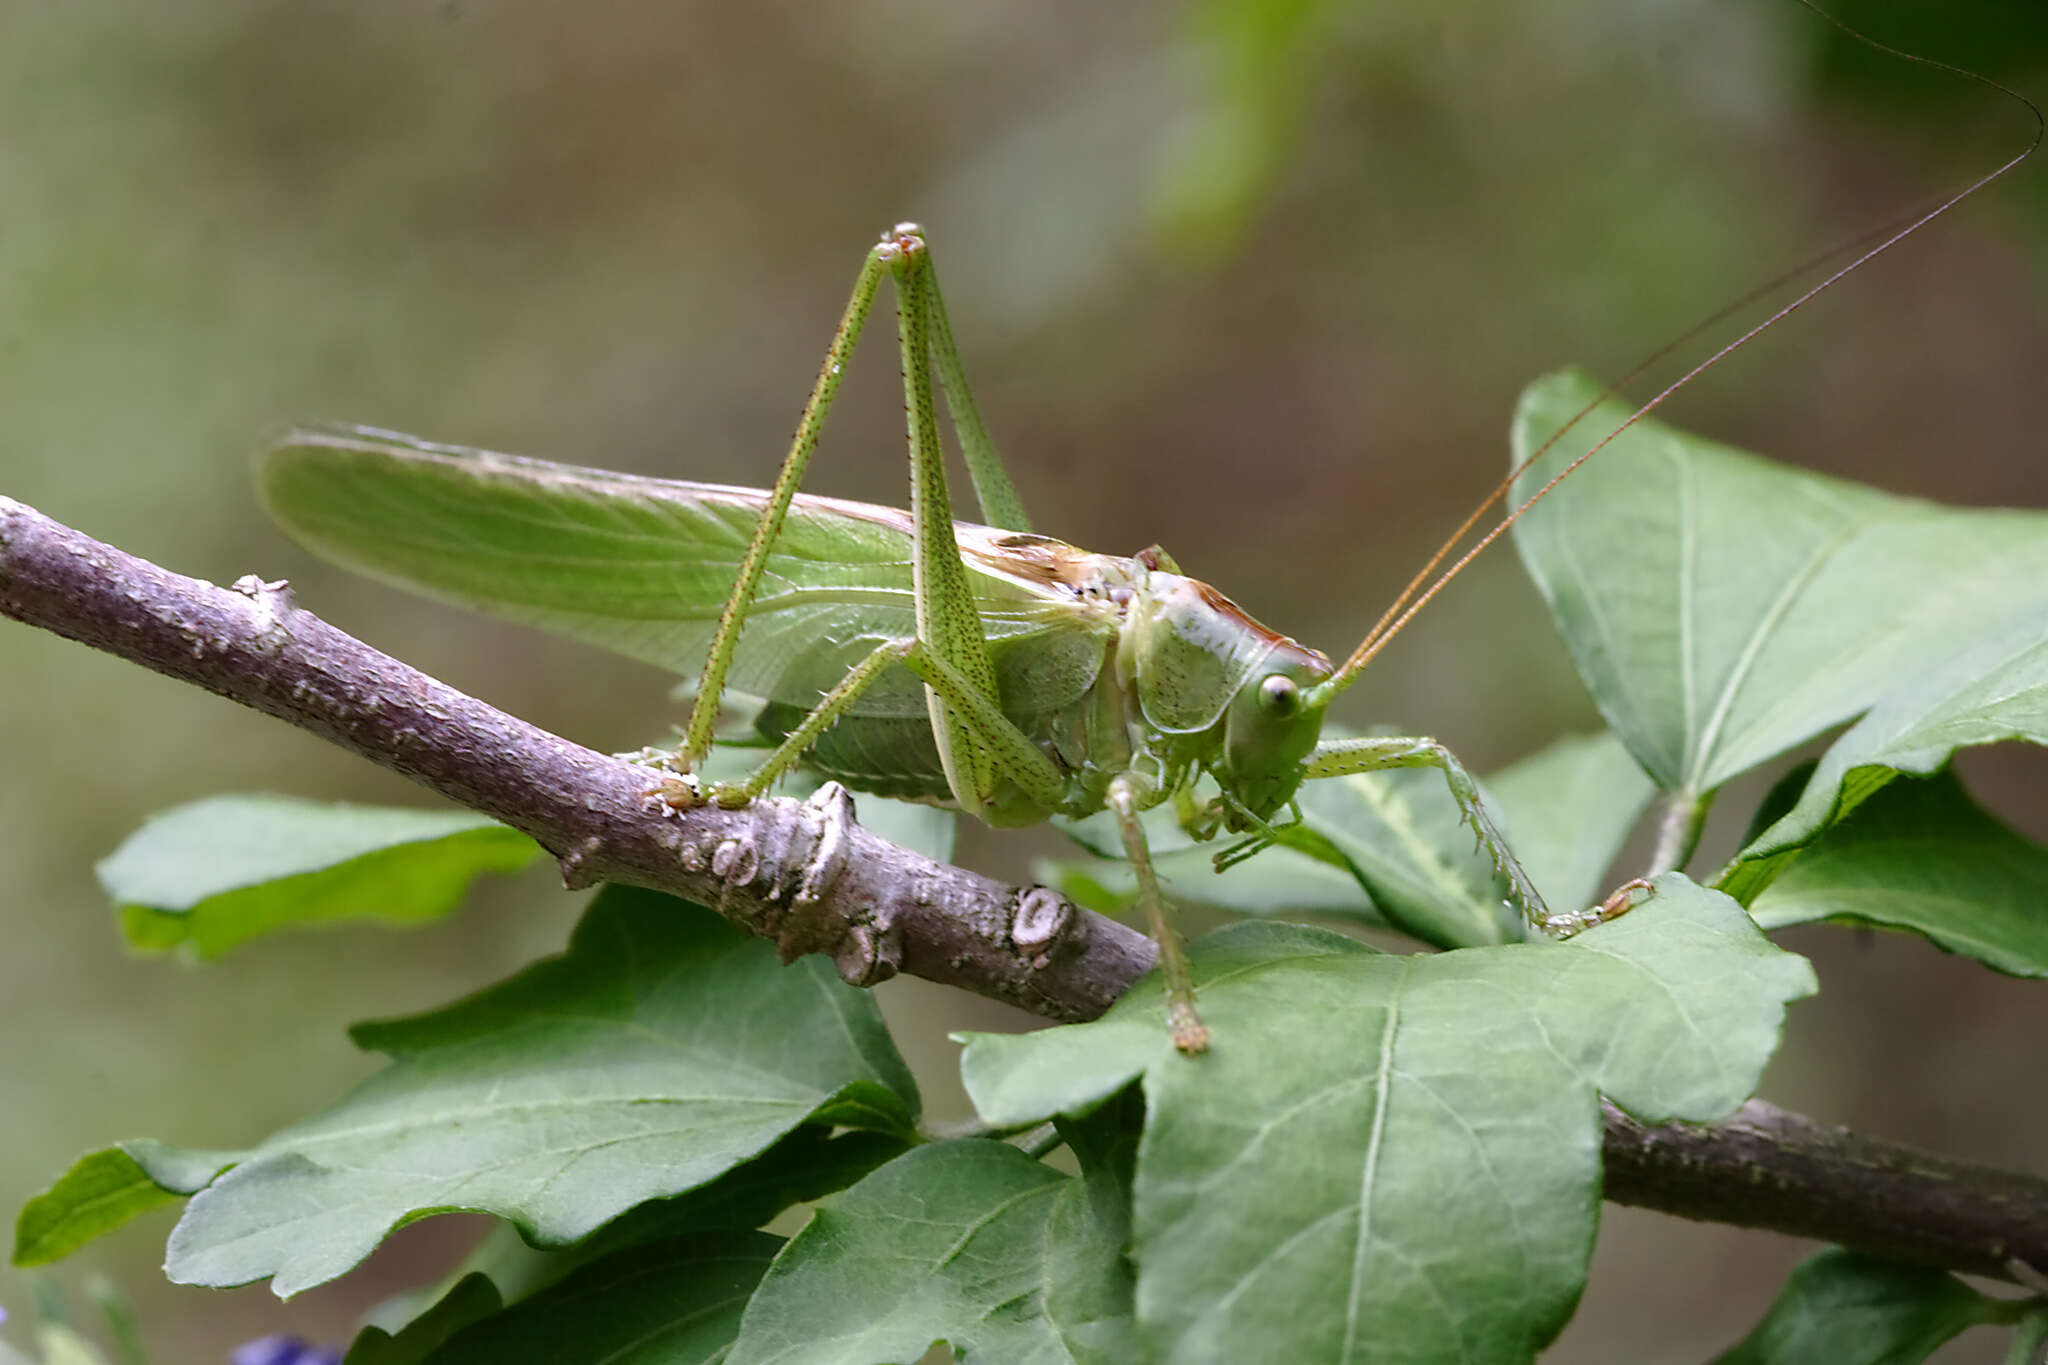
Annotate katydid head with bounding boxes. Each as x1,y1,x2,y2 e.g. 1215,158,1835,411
1217,646,1333,824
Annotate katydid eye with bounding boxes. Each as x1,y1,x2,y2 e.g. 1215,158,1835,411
1258,673,1301,717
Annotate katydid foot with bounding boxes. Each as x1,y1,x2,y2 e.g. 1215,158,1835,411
1592,877,1655,926
1540,878,1656,938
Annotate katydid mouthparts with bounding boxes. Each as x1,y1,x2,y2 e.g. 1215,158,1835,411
258,17,2038,1057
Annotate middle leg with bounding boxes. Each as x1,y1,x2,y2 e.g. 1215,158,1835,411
1302,735,1566,934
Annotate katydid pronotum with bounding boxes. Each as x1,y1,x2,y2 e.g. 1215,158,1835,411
260,37,2038,1057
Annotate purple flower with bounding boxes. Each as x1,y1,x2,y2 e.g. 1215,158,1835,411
230,1336,341,1365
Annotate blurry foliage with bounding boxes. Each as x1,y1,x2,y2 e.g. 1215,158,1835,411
1157,0,2048,260
1150,0,1343,259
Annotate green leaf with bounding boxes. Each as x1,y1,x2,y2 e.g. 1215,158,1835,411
508,1126,909,1305
1720,613,2048,903
1261,763,1515,947
1738,760,1818,852
962,877,1814,1363
1712,1248,2020,1364
13,1150,178,1269
1511,370,2048,798
589,1125,903,1245
727,1139,1137,1365
13,1142,238,1266
161,886,919,1297
417,1233,781,1364
98,795,541,959
1745,771,2048,978
344,1274,503,1365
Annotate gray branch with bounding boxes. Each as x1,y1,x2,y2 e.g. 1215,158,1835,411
1603,1099,2048,1286
4,494,2045,1286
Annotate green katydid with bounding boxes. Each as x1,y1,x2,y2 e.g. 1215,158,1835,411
264,72,2032,1054
262,223,1586,1055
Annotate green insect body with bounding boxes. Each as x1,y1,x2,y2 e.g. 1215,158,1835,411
267,432,1331,821
263,225,1573,1054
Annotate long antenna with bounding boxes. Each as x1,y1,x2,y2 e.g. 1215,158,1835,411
1344,200,1936,671
1315,2,2043,701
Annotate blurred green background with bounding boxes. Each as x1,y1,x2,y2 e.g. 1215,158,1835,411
3,0,2045,1359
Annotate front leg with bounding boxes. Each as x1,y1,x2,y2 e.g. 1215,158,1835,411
1303,735,1608,937
1109,774,1210,1055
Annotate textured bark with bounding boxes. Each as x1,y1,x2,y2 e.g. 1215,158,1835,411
1602,1098,2048,1285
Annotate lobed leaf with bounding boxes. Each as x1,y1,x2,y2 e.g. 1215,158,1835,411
961,878,1814,1363
1511,370,2048,799
98,795,540,959
158,886,918,1297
